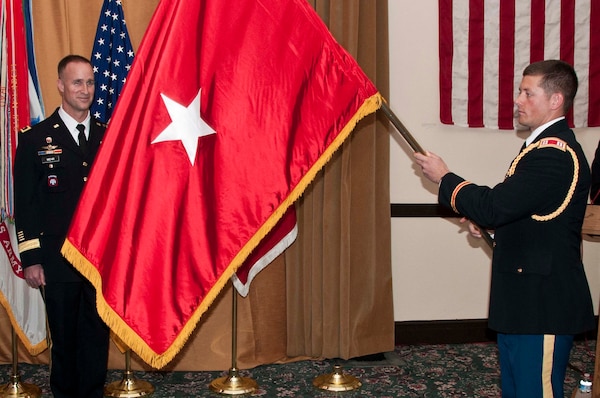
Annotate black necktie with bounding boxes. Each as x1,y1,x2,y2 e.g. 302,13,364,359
76,124,87,155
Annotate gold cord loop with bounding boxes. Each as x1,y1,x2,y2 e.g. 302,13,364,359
505,138,579,222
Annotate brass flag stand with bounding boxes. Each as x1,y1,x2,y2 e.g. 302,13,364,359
312,365,361,392
0,327,42,398
104,349,154,397
209,286,258,395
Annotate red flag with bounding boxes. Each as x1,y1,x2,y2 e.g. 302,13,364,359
439,0,600,129
62,0,381,368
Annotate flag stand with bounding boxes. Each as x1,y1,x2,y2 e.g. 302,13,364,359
312,364,362,391
380,102,495,249
104,349,154,397
209,286,258,395
0,326,42,398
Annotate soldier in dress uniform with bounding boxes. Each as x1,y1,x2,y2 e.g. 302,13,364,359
13,54,109,398
414,60,595,398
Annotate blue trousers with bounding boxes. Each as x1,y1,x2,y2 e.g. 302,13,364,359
497,333,574,398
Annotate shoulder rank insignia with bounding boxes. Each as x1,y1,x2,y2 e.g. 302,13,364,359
19,126,31,134
538,137,566,151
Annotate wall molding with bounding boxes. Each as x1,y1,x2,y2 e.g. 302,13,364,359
390,203,457,218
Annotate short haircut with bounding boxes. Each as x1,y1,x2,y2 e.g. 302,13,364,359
57,54,93,78
523,60,578,113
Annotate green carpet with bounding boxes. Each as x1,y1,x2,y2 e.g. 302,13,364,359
1,340,595,397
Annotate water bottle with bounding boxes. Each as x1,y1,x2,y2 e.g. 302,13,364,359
574,373,592,397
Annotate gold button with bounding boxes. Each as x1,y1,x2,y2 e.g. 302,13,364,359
83,177,88,182
517,268,523,273
49,164,54,169
83,161,88,167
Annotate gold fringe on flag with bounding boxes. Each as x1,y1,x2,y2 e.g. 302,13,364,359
62,92,383,369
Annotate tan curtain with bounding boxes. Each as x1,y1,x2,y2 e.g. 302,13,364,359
0,0,393,370
287,0,393,359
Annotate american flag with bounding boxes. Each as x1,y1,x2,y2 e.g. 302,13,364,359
91,0,134,123
439,0,600,130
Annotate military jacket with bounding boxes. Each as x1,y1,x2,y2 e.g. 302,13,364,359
13,109,106,282
439,119,595,335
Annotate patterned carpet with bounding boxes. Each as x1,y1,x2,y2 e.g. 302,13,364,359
0,340,595,397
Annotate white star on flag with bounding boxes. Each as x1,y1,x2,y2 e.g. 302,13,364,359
152,89,216,166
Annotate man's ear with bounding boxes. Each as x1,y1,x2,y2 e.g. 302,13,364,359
57,78,64,95
550,92,564,110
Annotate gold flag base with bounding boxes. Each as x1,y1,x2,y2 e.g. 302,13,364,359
312,365,361,392
209,287,258,395
209,368,258,395
104,370,154,397
0,375,42,398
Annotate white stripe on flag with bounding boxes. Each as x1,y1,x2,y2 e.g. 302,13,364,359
514,0,531,102
484,0,500,130
543,2,560,61
451,1,470,128
573,0,591,127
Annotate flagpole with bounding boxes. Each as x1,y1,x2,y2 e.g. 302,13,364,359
209,285,258,395
381,102,495,249
0,326,42,398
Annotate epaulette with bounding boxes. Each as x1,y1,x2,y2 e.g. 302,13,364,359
19,125,32,134
537,137,566,151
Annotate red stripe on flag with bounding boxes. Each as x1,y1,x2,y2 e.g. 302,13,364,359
560,0,575,63
589,0,600,126
560,0,575,126
530,0,546,62
439,0,454,125
498,1,516,129
467,0,484,127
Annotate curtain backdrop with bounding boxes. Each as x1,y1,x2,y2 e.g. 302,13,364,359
0,0,393,371
287,0,393,359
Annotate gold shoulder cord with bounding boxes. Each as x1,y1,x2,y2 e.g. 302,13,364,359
505,138,579,221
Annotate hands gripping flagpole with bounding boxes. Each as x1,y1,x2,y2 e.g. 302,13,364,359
380,102,495,249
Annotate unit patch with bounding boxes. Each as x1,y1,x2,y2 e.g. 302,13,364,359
47,175,58,187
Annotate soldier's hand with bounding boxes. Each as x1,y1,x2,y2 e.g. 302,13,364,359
24,264,46,288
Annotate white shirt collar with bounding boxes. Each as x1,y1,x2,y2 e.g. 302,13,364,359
524,116,565,147
58,107,91,142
